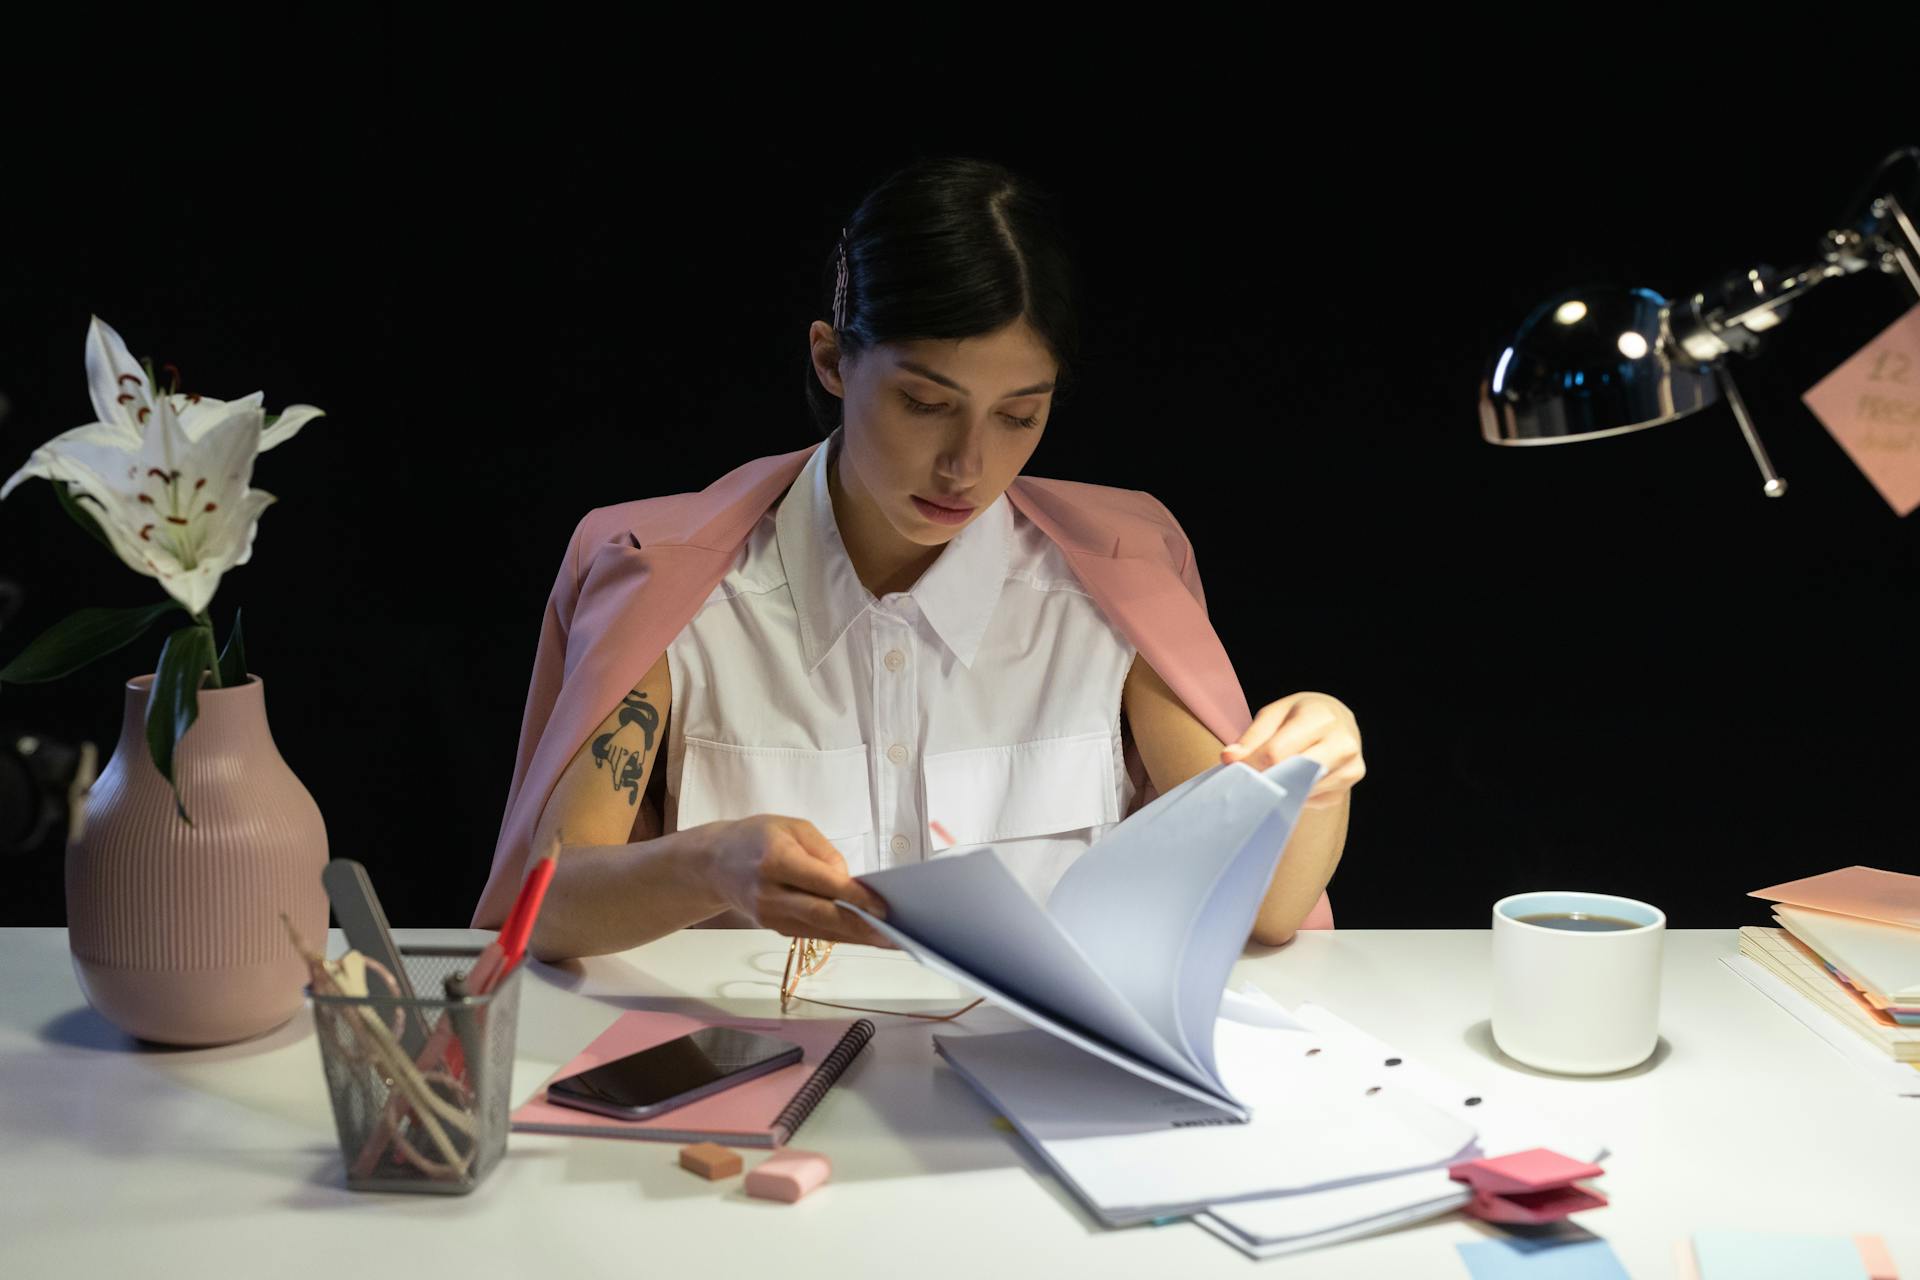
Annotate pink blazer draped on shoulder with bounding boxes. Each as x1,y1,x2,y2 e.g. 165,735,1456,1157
472,442,1336,937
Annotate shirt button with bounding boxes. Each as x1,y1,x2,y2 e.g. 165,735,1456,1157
883,649,905,672
887,743,909,766
890,834,910,855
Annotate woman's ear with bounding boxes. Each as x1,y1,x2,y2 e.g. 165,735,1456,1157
808,321,847,399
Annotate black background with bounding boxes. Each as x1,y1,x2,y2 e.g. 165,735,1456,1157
4,74,1916,931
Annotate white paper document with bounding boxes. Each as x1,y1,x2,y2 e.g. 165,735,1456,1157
933,1004,1480,1225
1193,995,1609,1257
840,755,1323,1120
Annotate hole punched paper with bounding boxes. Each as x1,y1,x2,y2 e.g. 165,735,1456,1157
835,757,1487,1222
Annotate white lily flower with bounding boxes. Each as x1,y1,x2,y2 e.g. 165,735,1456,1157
81,315,325,452
0,316,323,507
84,314,325,451
6,385,276,617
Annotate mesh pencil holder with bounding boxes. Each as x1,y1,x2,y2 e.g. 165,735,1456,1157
304,944,523,1194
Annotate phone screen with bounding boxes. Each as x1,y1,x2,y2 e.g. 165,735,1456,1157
548,1027,803,1113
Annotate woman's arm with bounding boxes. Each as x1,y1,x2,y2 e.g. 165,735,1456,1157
1121,653,1349,947
526,651,729,961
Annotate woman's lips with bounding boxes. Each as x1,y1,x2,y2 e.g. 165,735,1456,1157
912,494,975,525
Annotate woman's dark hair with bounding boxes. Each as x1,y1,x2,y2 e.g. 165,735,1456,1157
805,155,1082,438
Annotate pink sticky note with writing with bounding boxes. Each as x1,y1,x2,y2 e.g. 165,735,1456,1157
1801,301,1920,516
1749,866,1920,930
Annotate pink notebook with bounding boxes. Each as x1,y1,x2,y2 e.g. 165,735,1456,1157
511,1012,874,1148
1749,866,1920,931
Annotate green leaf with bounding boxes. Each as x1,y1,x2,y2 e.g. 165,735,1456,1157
146,625,215,826
53,481,114,553
264,412,279,431
0,601,186,685
217,607,247,686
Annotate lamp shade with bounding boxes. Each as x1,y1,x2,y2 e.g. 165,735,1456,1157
1479,286,1721,446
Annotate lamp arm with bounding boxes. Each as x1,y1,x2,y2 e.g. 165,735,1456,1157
1671,185,1920,364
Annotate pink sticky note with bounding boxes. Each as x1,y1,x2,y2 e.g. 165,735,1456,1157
1749,865,1920,930
1801,301,1920,516
1449,1147,1605,1195
1464,1183,1610,1225
1856,1233,1899,1280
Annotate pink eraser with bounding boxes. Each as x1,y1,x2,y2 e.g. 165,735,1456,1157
744,1150,832,1203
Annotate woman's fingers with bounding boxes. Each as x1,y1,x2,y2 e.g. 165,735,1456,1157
778,821,890,919
760,888,894,947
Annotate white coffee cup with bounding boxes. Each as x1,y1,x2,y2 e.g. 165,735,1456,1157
1491,890,1666,1074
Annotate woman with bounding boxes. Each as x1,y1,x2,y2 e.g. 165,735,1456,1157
472,156,1363,961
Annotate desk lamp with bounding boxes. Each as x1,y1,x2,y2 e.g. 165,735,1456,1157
1477,146,1920,497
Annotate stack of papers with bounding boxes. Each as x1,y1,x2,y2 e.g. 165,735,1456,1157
1194,995,1606,1259
843,754,1607,1260
1744,867,1920,1060
934,1003,1475,1225
937,985,1606,1257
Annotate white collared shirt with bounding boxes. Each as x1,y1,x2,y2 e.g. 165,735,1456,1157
662,428,1139,904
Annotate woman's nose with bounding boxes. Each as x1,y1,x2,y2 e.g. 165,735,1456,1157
936,420,986,484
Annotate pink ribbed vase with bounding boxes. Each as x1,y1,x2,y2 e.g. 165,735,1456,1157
66,673,330,1046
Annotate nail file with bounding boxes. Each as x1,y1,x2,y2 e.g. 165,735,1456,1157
322,858,427,1056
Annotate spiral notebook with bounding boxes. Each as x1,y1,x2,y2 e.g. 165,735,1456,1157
510,1012,875,1147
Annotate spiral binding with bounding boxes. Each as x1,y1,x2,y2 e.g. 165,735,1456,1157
771,1018,875,1143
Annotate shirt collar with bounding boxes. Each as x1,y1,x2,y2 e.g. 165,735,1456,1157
776,428,1011,672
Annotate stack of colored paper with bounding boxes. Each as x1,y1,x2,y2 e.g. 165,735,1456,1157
1744,866,1920,1062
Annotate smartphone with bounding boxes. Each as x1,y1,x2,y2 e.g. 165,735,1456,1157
545,1027,804,1121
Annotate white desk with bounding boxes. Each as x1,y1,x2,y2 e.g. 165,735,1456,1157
3,928,1914,1277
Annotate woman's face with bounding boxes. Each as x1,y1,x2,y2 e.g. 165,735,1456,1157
811,317,1057,548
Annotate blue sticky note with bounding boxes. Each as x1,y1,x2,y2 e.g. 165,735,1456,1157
1692,1230,1867,1280
1456,1233,1630,1280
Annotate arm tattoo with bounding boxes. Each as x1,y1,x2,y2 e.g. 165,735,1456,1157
591,690,661,806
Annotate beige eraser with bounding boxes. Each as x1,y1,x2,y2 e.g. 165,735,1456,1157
745,1149,832,1203
678,1142,743,1180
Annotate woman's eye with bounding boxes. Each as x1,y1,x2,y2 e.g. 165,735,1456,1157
899,391,1040,430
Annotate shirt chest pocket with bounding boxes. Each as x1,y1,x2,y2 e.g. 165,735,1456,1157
921,729,1120,851
675,737,878,873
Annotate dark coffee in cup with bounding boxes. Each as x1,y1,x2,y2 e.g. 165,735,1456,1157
1515,912,1642,932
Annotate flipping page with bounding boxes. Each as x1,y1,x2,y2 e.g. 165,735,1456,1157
838,755,1323,1120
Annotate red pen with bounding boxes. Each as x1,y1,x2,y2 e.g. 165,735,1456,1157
357,850,560,1176
430,852,556,1077
487,852,556,989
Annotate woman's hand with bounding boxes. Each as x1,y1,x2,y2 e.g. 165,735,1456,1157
703,815,896,947
1220,692,1365,810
